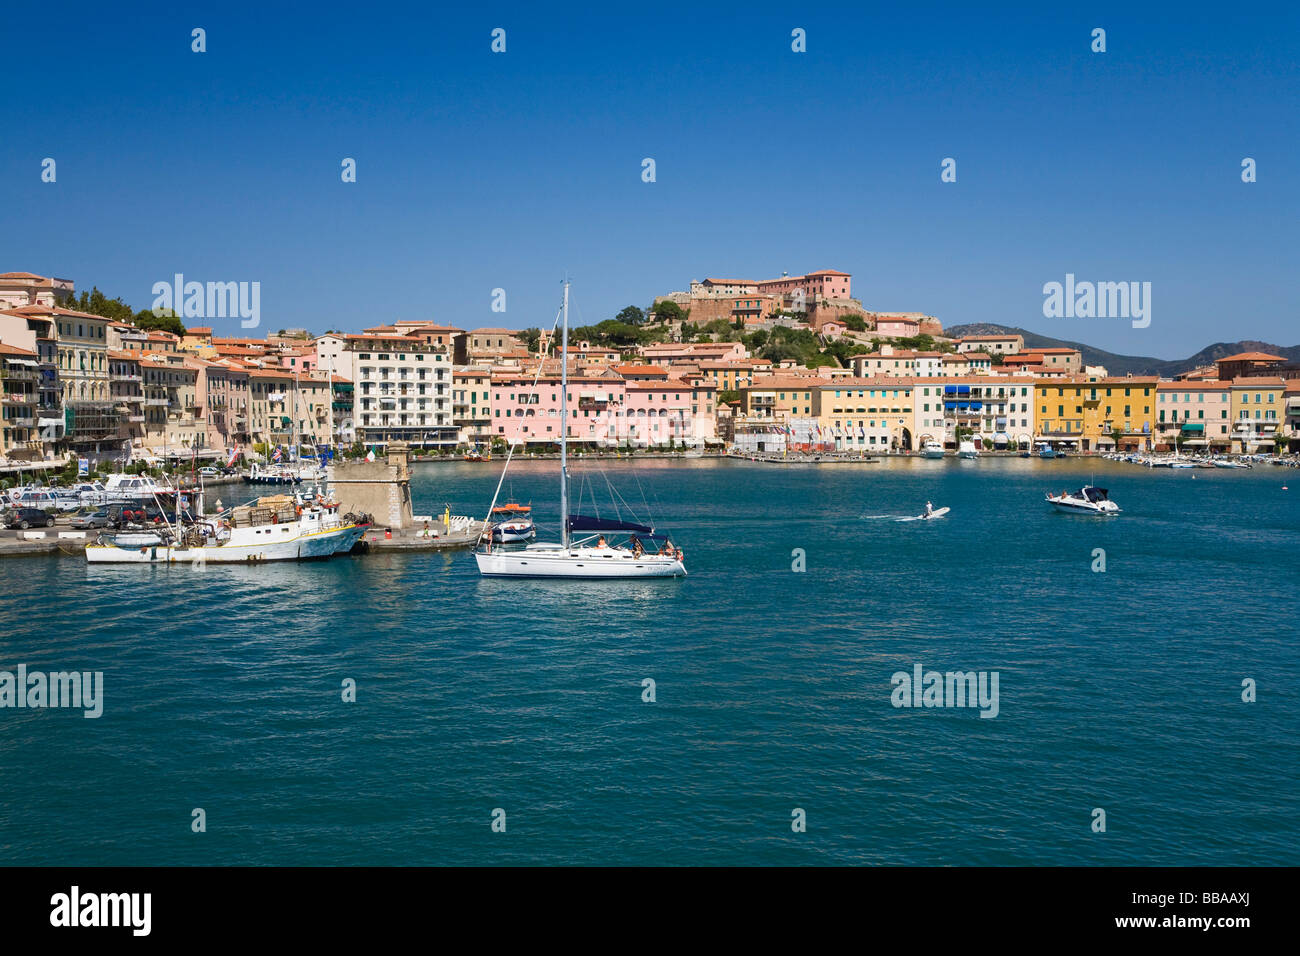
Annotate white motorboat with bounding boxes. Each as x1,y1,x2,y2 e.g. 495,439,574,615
1212,459,1250,469
489,502,536,543
244,461,302,485
920,439,945,459
474,281,685,580
957,440,979,459
103,473,176,501
1045,485,1121,515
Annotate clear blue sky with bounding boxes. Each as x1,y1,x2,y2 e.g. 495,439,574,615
1,1,1296,357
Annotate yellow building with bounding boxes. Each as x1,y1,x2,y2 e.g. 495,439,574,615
1035,376,1157,451
739,376,818,419
1229,376,1285,453
698,360,769,393
817,377,915,452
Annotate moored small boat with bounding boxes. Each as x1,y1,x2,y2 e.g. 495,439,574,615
489,502,536,543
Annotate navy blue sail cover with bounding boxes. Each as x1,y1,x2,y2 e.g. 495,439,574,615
567,514,654,534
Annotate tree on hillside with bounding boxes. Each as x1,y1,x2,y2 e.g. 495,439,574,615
615,305,645,326
841,313,867,332
520,327,542,353
570,319,659,348
68,287,136,323
133,309,186,337
760,326,822,365
823,339,872,365
896,333,937,352
651,300,685,324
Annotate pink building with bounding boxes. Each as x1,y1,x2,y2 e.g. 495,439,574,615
623,380,695,447
203,359,252,451
491,372,626,447
756,269,851,300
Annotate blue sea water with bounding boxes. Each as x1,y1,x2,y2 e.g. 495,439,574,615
0,457,1296,865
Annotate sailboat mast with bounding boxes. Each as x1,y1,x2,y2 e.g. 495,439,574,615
560,279,570,549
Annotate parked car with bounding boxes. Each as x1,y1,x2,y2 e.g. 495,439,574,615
198,466,220,478
5,507,55,530
71,509,116,530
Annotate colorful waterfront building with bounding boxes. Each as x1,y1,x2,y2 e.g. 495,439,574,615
0,342,40,458
1154,380,1233,451
1035,376,1157,452
738,376,819,421
817,377,916,452
915,376,1036,448
490,369,626,448
1229,376,1285,453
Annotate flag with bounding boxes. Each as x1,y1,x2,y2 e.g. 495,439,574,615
272,445,283,462
365,447,376,462
226,447,239,468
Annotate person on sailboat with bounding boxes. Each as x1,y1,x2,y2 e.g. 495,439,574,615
597,535,607,549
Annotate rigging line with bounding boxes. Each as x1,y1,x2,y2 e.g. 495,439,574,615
476,299,564,546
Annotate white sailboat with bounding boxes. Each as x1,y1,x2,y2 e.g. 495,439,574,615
474,281,686,579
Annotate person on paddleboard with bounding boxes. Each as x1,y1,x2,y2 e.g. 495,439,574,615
925,501,933,516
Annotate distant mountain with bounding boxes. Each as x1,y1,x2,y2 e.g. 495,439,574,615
944,324,1300,377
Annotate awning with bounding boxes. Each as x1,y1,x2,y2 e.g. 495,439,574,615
1180,423,1204,432
4,358,38,367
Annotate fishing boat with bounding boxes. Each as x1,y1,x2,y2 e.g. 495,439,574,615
920,439,945,459
1045,485,1121,515
957,440,979,459
85,492,368,563
473,281,686,579
1036,442,1057,459
489,502,536,543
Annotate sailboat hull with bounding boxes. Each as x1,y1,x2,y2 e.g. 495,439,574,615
475,547,685,579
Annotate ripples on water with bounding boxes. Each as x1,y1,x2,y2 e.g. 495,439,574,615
0,458,1296,864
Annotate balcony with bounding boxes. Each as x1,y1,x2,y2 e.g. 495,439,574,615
145,397,171,407
5,416,35,427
